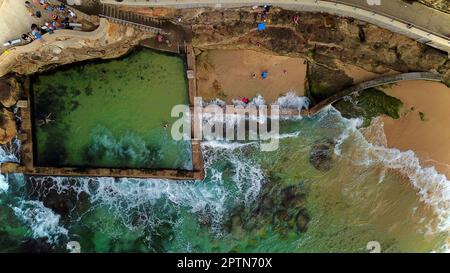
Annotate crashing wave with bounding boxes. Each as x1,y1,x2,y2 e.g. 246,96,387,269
272,91,310,111
22,140,265,244
0,138,21,194
12,200,69,243
0,174,8,193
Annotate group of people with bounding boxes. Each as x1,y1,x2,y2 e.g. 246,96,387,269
255,5,272,23
23,0,78,42
2,0,79,48
156,33,171,47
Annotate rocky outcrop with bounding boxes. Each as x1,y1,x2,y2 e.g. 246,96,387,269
309,138,335,171
307,62,354,102
0,19,153,77
0,77,20,108
19,237,54,253
444,70,450,87
25,177,92,222
251,183,310,234
420,0,450,13
0,76,21,145
172,7,449,78
0,108,17,145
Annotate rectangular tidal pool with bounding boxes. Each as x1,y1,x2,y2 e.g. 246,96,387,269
31,48,193,170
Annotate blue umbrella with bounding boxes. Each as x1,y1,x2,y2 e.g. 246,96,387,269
258,22,266,31
261,71,268,79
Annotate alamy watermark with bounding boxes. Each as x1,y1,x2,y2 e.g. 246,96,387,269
367,241,381,253
67,241,81,253
171,97,282,151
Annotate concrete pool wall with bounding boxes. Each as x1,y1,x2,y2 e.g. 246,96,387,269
1,44,204,181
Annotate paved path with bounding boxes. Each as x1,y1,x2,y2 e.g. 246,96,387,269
308,72,444,114
339,0,450,36
100,0,450,54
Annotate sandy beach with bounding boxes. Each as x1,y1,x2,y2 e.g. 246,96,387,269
340,62,450,178
196,49,307,103
195,49,450,178
380,80,450,178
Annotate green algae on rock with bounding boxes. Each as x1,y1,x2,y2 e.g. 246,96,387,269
333,88,403,127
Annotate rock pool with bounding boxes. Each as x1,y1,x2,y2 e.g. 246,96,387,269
31,48,192,170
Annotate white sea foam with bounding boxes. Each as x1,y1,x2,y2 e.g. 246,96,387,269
272,91,310,111
0,138,21,194
202,143,265,206
230,94,267,109
0,174,8,193
334,117,363,156
12,200,69,243
0,138,20,163
251,94,266,108
333,108,450,235
202,140,258,150
203,98,226,108
231,99,247,108
25,141,265,241
205,91,310,111
201,129,301,150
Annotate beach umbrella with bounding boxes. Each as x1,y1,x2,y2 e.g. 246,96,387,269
261,71,268,79
258,22,266,31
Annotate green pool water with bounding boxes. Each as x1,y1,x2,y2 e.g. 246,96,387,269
31,48,192,170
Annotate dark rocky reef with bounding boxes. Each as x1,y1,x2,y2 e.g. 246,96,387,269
309,138,336,172
223,179,311,236
19,237,54,253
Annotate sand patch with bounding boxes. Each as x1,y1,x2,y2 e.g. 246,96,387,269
341,62,398,84
196,49,307,103
0,0,43,44
381,80,450,178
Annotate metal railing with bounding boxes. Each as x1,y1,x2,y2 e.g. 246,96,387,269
99,3,171,34
99,14,166,33
329,0,449,42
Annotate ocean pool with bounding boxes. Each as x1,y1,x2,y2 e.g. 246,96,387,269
31,48,192,170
